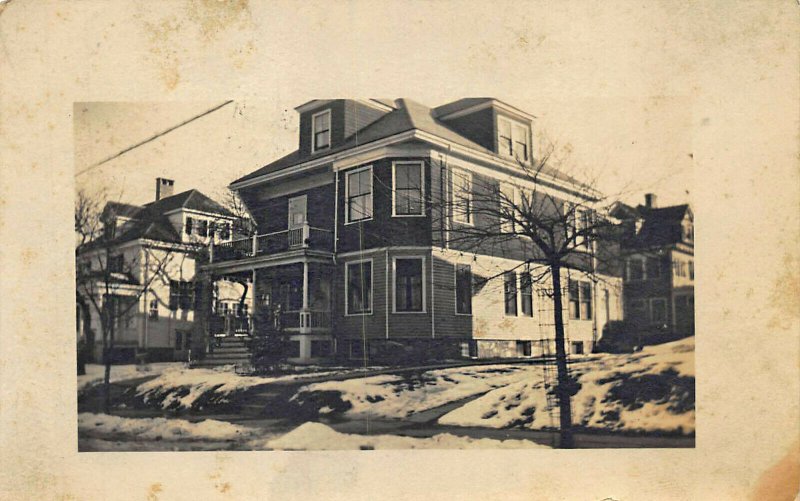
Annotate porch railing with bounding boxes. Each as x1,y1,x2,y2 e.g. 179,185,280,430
210,314,252,336
282,309,331,331
211,223,333,263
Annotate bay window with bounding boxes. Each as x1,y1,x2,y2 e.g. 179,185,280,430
393,161,424,216
346,260,372,315
346,166,373,223
394,257,425,313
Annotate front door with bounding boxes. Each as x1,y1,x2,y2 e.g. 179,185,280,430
288,195,307,229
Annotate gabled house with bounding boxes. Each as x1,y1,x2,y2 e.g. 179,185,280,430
611,194,694,339
204,98,624,363
76,179,248,363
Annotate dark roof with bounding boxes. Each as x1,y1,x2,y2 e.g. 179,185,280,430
617,203,692,248
144,189,234,217
233,98,577,187
80,189,231,251
432,98,494,118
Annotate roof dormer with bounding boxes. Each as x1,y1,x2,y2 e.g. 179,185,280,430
296,99,394,157
434,98,535,164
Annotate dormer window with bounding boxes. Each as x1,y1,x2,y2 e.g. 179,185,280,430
312,109,331,153
497,117,530,162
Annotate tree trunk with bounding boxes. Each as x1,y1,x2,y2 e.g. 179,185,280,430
550,263,575,448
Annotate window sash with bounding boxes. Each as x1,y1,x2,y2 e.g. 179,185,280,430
395,258,424,312
346,169,373,222
504,272,518,316
312,110,331,151
455,264,472,315
394,163,424,216
452,170,472,224
520,273,533,317
185,217,193,235
347,262,372,314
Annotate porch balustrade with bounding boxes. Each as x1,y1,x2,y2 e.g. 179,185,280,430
210,223,333,263
210,313,252,336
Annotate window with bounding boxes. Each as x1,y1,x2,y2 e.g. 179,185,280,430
578,210,592,249
452,169,472,224
504,272,518,316
517,341,532,357
520,272,533,317
236,303,248,317
580,282,593,320
208,221,216,239
346,260,372,315
148,299,158,320
650,298,667,323
185,217,193,235
395,258,424,312
571,341,585,355
497,117,531,161
647,257,661,279
569,280,592,320
568,281,580,320
393,162,424,216
217,301,230,316
169,280,194,311
689,260,694,280
108,254,124,273
455,264,472,315
197,219,208,237
627,258,645,281
346,167,373,223
312,109,331,152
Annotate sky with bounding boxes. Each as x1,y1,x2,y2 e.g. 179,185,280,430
74,96,692,209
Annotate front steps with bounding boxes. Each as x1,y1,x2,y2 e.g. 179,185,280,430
193,336,251,368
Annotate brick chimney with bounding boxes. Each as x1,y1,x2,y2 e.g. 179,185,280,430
155,178,174,201
644,193,657,208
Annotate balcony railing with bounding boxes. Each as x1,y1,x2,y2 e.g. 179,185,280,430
210,223,333,263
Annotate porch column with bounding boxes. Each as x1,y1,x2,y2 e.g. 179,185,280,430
251,268,257,336
301,262,310,333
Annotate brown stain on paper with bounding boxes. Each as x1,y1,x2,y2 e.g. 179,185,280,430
751,440,800,501
146,482,163,501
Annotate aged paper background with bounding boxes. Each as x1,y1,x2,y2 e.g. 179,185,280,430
1,1,798,499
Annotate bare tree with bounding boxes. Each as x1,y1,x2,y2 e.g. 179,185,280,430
75,190,178,412
428,143,623,448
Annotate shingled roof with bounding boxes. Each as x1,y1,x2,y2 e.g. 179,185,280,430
232,98,578,187
617,203,692,248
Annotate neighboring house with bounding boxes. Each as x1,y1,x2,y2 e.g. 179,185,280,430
611,194,695,340
76,178,247,363
205,98,623,363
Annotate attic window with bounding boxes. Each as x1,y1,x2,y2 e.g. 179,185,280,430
312,109,331,153
497,117,530,162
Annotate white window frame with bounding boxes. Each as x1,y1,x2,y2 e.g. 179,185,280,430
454,263,473,316
497,116,531,162
344,165,373,225
392,256,427,314
499,183,517,233
311,109,332,154
344,258,373,316
391,160,425,217
451,168,473,225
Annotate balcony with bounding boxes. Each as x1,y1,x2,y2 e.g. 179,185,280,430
210,223,333,264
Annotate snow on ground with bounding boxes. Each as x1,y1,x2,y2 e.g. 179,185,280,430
77,363,182,394
257,422,550,450
135,366,353,410
440,337,695,434
292,365,538,418
78,412,255,441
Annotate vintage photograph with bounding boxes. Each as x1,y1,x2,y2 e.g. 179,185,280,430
75,98,694,451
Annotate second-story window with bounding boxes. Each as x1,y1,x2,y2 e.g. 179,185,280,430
393,161,424,216
452,169,473,225
185,217,193,235
197,220,208,237
498,117,531,162
108,254,124,273
312,109,331,153
346,166,373,223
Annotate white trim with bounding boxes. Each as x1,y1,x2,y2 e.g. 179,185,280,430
344,258,374,316
391,160,426,217
436,99,537,122
294,99,335,114
497,115,531,164
333,145,431,171
343,165,374,225
451,167,474,225
164,207,236,220
230,128,597,200
311,109,332,154
335,246,431,259
391,255,427,314
356,99,395,113
454,263,473,316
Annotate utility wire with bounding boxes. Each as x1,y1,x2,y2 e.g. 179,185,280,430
75,100,234,177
